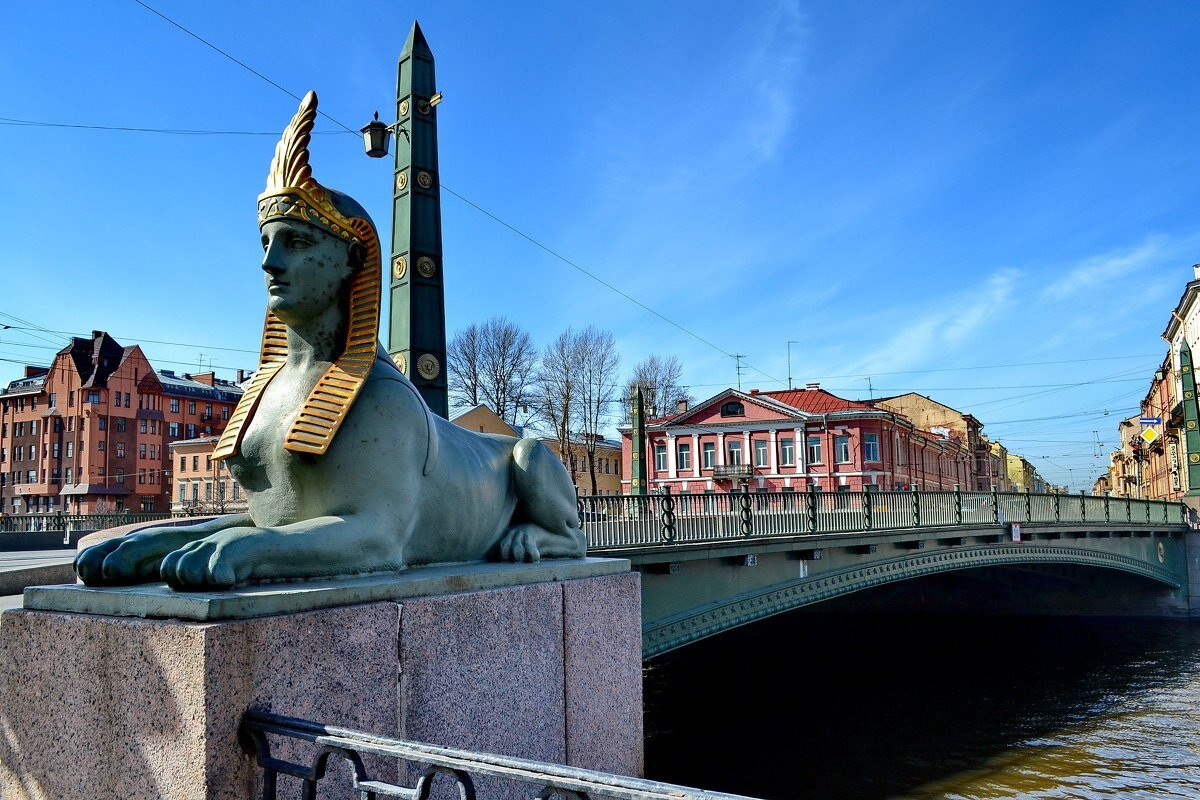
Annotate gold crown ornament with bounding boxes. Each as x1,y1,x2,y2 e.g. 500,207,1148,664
214,91,382,460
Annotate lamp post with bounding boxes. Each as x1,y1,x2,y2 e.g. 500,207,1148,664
787,340,798,390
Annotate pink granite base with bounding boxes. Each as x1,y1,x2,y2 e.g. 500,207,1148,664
0,572,642,800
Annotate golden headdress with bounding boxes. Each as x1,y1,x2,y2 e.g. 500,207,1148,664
214,91,382,460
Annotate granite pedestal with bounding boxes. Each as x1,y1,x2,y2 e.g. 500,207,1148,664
0,559,643,800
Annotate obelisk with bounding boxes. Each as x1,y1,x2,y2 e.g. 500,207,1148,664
388,21,448,418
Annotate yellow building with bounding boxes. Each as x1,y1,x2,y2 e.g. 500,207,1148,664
450,405,623,495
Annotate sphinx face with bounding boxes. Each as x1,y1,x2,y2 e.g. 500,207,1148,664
260,218,354,324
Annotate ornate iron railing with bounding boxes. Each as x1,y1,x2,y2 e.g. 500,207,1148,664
578,488,1187,550
243,710,759,800
0,510,198,534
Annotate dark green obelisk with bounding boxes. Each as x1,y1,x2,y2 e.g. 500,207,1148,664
630,386,648,495
388,21,448,418
1179,340,1200,495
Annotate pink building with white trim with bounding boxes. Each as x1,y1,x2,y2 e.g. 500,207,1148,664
619,384,970,496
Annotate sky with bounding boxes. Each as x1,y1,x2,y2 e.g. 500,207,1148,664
2,1,1199,491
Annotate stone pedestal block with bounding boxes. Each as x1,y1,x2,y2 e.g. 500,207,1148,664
0,567,642,800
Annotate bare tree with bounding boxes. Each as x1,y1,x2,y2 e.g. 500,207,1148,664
447,317,537,423
627,354,693,419
576,327,620,495
537,328,579,485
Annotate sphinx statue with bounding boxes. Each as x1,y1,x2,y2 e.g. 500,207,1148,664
75,92,587,590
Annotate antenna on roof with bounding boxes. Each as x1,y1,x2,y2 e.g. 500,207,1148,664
732,354,748,392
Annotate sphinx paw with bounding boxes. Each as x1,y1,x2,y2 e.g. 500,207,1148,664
160,532,251,590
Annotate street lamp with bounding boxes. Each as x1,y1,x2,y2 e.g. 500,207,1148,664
360,112,392,158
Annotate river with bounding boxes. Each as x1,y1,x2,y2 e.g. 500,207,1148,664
644,612,1200,799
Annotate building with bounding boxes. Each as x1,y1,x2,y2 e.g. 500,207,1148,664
619,383,971,496
1137,354,1182,501
867,393,990,490
0,331,243,516
982,436,1014,491
450,404,623,495
1005,453,1049,493
169,436,248,514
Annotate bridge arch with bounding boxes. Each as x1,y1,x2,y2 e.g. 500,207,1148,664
642,543,1184,659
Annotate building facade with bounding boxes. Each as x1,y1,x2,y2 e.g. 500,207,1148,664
868,393,990,490
619,384,971,496
169,436,249,514
0,331,243,516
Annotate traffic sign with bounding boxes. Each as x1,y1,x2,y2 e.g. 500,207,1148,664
1139,417,1162,425
1141,428,1159,445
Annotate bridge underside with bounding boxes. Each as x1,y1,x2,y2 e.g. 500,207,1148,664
601,523,1189,659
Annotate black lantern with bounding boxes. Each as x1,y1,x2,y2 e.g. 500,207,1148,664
361,111,392,158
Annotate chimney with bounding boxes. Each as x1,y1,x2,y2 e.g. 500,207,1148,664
805,382,820,390
236,369,246,383
192,372,216,387
749,389,760,395
676,399,688,413
1193,263,1200,281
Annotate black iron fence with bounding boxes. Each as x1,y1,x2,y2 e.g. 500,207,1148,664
578,488,1187,549
0,510,193,535
243,710,758,800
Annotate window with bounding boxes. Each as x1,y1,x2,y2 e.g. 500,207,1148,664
232,482,241,500
88,390,100,404
780,437,795,466
169,422,180,437
180,456,187,473
188,401,197,415
720,401,745,417
654,444,667,471
205,402,213,417
30,420,37,436
677,442,691,471
67,417,74,432
65,467,72,484
118,469,127,484
192,456,199,471
191,483,199,502
124,392,131,407
835,435,850,463
807,436,822,464
97,440,106,452
205,456,212,470
66,442,74,458
186,424,196,438
69,390,75,407
205,482,213,500
727,440,742,465
863,433,880,462
116,442,126,458
54,418,62,433
52,442,59,458
702,442,715,469
754,439,768,467
222,406,230,420
48,392,56,407
150,445,156,460
137,470,144,485
139,420,148,434
138,444,147,459
170,398,180,414
179,483,187,503
98,418,106,431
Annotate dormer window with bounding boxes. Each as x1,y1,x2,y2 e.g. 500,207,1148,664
720,401,745,417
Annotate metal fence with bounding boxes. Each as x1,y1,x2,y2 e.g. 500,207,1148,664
579,489,1187,550
244,710,759,800
0,511,191,535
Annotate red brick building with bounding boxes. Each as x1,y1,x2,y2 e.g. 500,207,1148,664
0,331,243,516
620,383,970,496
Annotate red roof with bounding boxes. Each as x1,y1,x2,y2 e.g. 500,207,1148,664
761,389,876,414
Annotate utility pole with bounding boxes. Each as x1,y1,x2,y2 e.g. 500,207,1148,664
387,22,449,418
787,341,797,390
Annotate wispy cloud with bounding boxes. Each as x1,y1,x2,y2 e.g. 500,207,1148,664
1041,235,1180,301
739,0,807,162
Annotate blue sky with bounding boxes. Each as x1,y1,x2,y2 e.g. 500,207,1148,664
2,1,1199,490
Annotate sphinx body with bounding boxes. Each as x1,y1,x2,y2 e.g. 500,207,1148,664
74,91,585,590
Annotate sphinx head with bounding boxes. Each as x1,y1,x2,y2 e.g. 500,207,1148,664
259,190,373,327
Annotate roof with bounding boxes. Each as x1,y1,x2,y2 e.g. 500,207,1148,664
168,436,221,449
155,370,242,402
761,388,876,414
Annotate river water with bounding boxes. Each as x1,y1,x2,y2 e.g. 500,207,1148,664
644,612,1200,800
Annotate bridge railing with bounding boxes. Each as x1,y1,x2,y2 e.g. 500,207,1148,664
580,488,1187,549
243,710,760,800
0,511,194,535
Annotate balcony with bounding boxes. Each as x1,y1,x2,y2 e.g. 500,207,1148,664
713,464,754,481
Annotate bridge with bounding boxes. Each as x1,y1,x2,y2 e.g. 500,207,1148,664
582,489,1192,659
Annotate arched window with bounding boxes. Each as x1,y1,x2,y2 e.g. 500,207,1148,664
720,401,745,417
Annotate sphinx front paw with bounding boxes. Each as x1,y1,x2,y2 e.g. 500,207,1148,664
160,529,259,590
